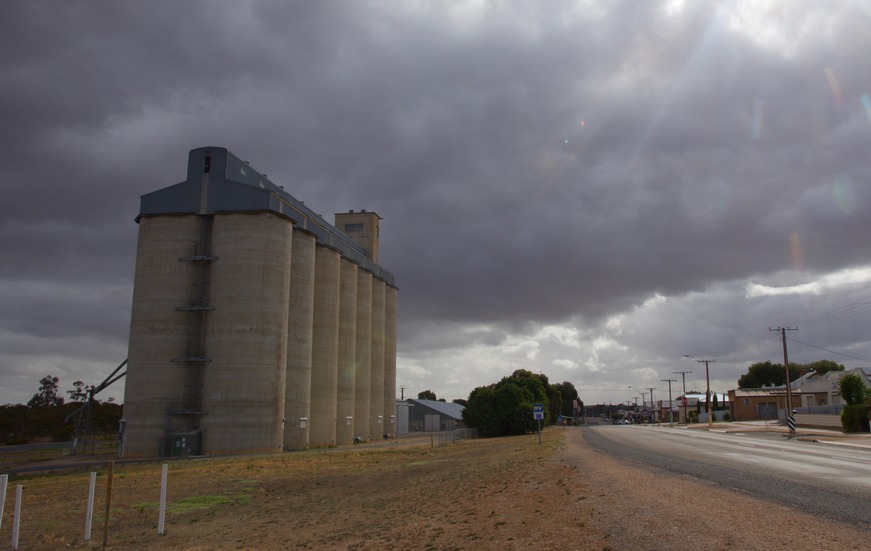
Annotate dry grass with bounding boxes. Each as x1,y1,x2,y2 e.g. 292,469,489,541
2,429,597,550
5,426,870,550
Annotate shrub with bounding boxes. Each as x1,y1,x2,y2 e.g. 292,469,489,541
840,404,870,433
839,373,870,405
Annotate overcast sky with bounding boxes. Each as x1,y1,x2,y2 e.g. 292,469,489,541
2,1,871,409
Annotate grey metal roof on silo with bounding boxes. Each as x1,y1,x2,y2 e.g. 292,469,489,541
138,146,394,285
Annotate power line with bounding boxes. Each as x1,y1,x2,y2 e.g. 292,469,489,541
727,329,782,361
785,336,871,363
800,294,871,326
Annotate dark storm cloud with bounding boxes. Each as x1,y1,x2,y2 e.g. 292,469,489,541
2,1,870,403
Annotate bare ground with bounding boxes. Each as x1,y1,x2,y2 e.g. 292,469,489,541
1,427,868,550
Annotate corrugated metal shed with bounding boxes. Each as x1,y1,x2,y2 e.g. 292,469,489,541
408,399,465,420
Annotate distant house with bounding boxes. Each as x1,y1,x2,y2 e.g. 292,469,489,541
729,367,871,422
728,388,791,421
791,367,871,408
656,394,728,424
406,399,465,432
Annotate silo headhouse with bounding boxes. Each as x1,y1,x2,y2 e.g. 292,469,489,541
122,147,397,457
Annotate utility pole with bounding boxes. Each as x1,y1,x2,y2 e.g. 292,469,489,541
646,388,656,423
770,327,798,436
683,355,715,428
661,379,677,426
673,370,692,425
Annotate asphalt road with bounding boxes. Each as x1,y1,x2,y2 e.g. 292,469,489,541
583,424,871,528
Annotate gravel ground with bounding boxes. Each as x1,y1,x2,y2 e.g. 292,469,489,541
558,427,871,551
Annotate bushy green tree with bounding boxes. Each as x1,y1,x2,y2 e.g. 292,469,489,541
839,373,871,433
462,370,549,437
417,389,437,401
737,360,844,388
806,360,845,375
463,385,499,437
839,373,869,405
555,381,580,417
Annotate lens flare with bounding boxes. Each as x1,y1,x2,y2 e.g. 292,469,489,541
790,233,803,271
862,94,871,123
824,67,843,108
833,174,857,215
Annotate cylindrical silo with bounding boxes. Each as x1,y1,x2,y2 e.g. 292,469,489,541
201,212,293,455
335,258,358,445
309,245,341,448
284,229,316,450
369,278,386,440
353,270,373,441
383,285,398,436
123,214,204,458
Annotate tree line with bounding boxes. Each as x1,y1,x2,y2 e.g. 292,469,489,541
737,359,845,388
0,375,122,445
460,370,581,438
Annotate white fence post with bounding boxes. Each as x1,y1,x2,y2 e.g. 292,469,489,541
158,463,168,535
0,474,7,531
12,484,23,551
85,472,97,541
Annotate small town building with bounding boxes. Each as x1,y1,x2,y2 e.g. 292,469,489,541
728,367,871,423
406,399,465,432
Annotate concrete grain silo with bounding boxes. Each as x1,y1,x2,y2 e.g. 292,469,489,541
124,215,206,456
353,270,373,442
309,245,341,448
122,147,397,458
284,229,316,450
369,279,386,439
201,213,293,455
335,258,358,445
383,285,398,435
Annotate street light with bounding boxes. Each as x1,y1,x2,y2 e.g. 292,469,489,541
683,354,715,428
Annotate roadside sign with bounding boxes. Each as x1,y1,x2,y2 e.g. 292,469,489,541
533,403,544,420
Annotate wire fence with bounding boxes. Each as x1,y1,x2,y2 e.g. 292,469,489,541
436,428,478,447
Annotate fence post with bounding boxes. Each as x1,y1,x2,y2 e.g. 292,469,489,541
158,463,168,535
0,474,7,531
85,472,97,541
102,461,115,549
12,484,23,551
